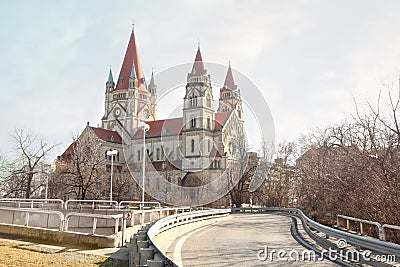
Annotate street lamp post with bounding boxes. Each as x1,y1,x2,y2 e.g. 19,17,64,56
138,122,150,214
106,149,118,202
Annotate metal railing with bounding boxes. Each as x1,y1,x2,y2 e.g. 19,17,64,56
0,207,65,230
118,201,161,209
232,207,400,259
64,212,123,235
337,214,383,239
383,224,400,242
0,198,64,209
64,199,118,209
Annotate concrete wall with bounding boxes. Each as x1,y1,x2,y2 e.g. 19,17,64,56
0,224,119,248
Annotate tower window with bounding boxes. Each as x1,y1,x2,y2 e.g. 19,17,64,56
156,148,161,160
190,93,198,106
208,139,211,152
191,118,197,128
191,139,195,153
207,117,211,129
137,150,141,161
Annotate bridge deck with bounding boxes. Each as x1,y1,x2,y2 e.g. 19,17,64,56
153,213,337,266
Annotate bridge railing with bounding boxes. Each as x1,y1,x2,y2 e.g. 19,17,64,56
0,207,65,230
131,209,231,266
0,198,64,209
336,214,383,239
118,201,161,209
232,207,400,259
64,199,119,209
64,212,123,235
382,224,400,242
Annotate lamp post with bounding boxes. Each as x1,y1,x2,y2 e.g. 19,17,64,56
106,149,118,202
138,121,150,213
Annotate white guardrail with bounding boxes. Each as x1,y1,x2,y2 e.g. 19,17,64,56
232,207,400,260
0,198,64,209
0,198,165,210
144,209,231,266
0,203,194,248
0,207,65,230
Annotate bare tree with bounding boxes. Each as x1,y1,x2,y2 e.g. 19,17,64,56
111,165,137,202
59,134,107,200
253,141,297,207
3,129,56,198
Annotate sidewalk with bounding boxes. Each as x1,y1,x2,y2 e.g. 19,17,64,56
0,225,143,267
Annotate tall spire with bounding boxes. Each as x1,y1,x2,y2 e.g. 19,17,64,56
190,45,205,76
116,27,145,90
223,62,237,90
150,70,155,86
107,67,114,83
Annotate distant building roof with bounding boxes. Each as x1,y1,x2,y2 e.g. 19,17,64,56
215,111,232,131
133,117,183,139
133,111,232,139
91,127,123,144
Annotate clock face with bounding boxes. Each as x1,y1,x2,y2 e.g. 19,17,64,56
115,109,121,117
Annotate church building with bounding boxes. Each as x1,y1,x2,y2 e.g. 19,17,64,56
58,26,246,204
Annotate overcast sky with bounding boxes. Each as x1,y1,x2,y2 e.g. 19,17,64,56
1,0,400,162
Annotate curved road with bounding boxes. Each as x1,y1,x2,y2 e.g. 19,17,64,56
153,213,337,266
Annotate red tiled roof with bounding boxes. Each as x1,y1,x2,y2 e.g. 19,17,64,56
215,111,232,130
59,142,76,161
190,48,205,76
133,112,232,139
91,127,123,144
210,146,222,157
223,65,236,90
133,117,183,139
116,31,145,90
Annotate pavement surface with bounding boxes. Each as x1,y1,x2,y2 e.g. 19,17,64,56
153,213,338,266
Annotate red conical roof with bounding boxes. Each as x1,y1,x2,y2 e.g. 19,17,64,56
224,64,237,90
190,48,205,76
116,30,145,90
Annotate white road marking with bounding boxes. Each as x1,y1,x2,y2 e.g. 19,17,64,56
173,220,222,266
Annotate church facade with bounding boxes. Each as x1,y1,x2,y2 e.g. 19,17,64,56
59,26,246,204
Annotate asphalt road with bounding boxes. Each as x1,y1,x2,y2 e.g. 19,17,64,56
153,213,337,266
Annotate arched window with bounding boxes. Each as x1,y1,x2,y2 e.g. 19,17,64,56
191,139,195,153
207,117,211,129
191,93,195,106
191,117,197,128
137,150,141,161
